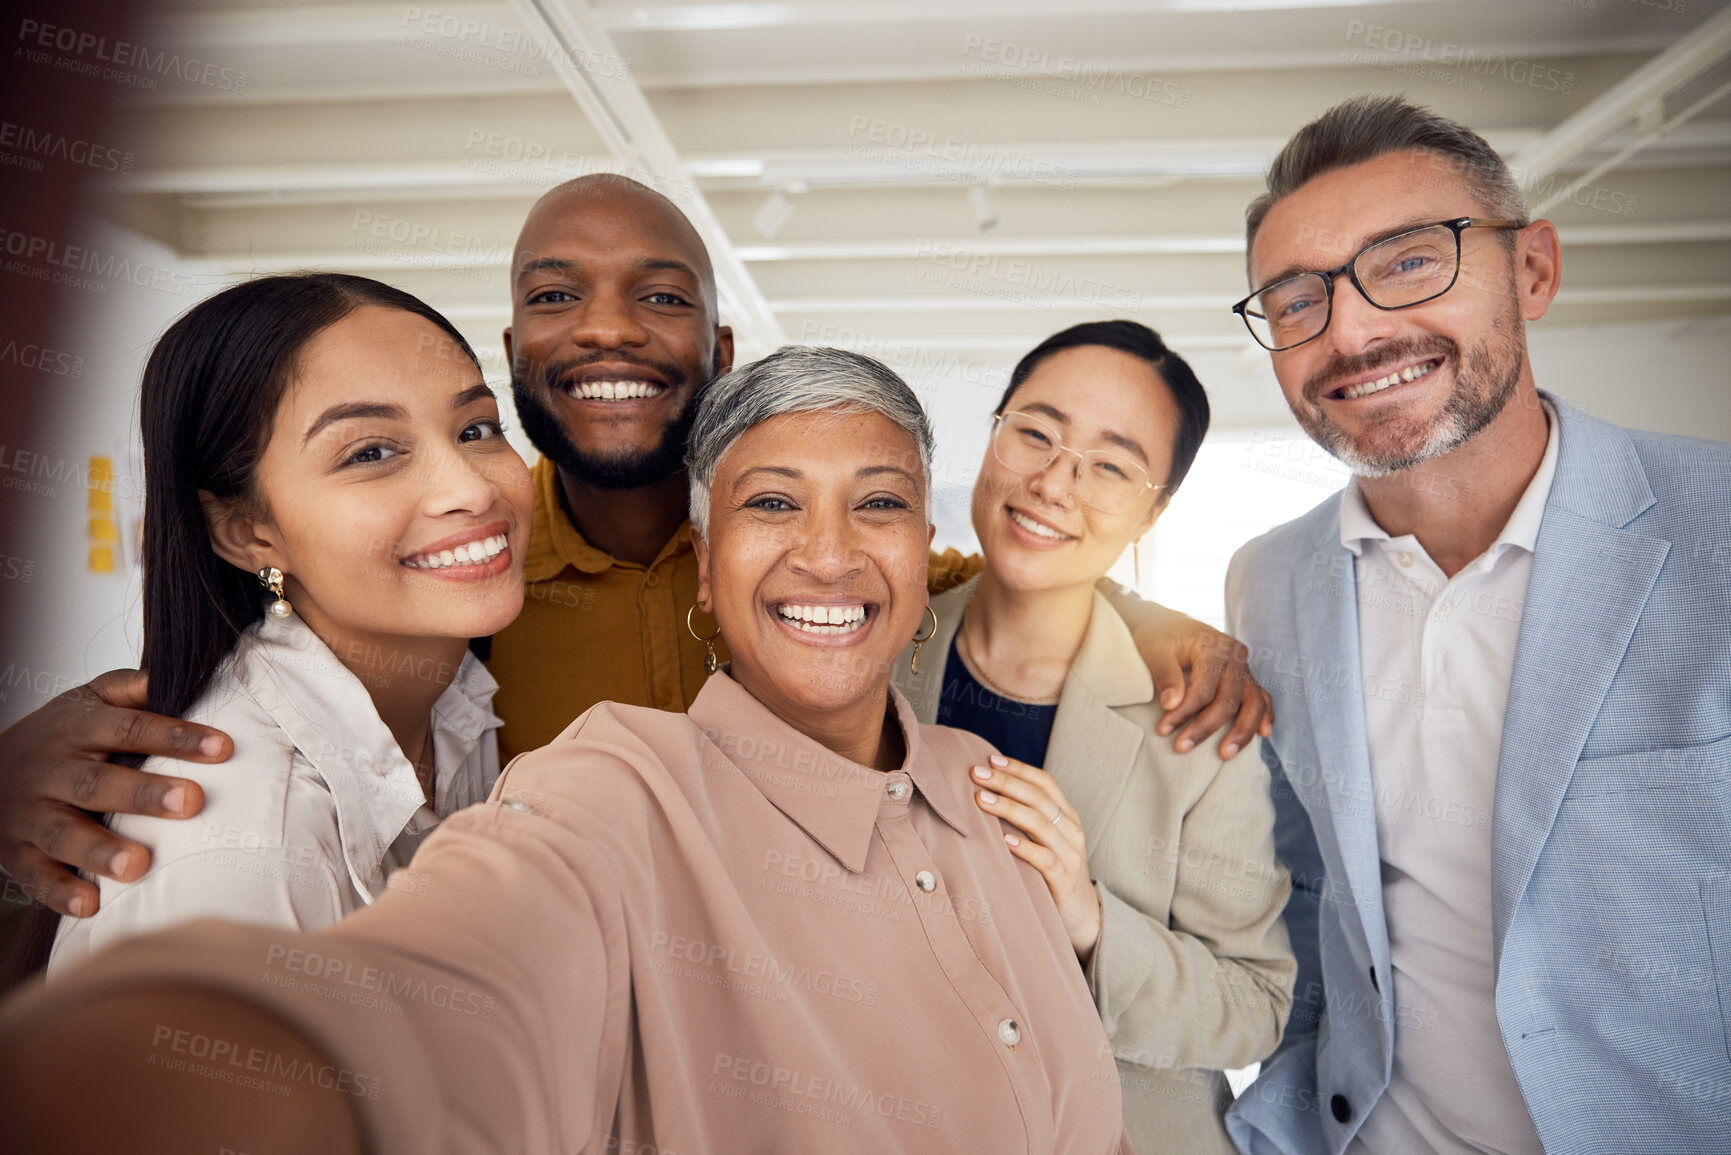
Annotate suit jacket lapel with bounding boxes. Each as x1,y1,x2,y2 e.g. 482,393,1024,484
1044,591,1152,854
1491,400,1668,967
1290,509,1387,958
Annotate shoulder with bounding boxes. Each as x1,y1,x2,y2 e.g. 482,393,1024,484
1230,491,1343,575
499,700,703,805
1226,491,1344,631
1552,402,1731,534
917,718,1000,768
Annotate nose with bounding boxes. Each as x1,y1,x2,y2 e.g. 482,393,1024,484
786,501,866,584
1027,448,1080,508
1321,273,1401,358
420,441,502,521
569,286,650,352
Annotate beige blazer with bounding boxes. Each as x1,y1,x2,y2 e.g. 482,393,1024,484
895,577,1297,1155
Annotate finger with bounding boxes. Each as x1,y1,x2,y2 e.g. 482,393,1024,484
1173,675,1243,754
31,802,158,882
1157,635,1229,738
983,756,1082,828
1002,830,1064,880
48,761,206,822
80,668,150,710
1215,673,1272,760
1,845,100,918
977,788,1079,861
1144,645,1187,714
972,767,1080,846
89,703,231,763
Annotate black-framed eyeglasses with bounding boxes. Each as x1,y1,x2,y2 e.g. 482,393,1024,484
1232,217,1524,352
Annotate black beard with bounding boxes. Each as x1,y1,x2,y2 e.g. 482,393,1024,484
510,350,717,491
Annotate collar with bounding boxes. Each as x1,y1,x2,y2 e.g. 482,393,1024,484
521,456,694,582
686,669,970,873
1339,397,1560,560
235,612,501,897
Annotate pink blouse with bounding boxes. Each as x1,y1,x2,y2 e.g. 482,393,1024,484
41,671,1133,1153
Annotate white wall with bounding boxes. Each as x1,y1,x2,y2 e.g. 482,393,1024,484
0,221,218,728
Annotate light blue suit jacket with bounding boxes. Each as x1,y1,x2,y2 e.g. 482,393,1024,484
1223,396,1731,1155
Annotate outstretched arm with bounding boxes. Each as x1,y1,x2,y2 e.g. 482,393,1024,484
0,670,226,917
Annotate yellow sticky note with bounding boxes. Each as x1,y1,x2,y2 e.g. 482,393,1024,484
88,488,113,512
89,518,119,542
89,547,115,573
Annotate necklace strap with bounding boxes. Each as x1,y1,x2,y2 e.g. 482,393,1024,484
957,630,1062,706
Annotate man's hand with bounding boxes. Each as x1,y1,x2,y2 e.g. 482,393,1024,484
1102,588,1272,759
0,670,226,918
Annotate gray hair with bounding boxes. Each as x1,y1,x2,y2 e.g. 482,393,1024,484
1245,95,1529,262
686,345,936,536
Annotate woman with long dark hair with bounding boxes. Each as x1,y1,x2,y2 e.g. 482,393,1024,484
45,273,532,974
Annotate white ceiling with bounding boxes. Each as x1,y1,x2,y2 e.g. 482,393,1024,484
101,0,1731,432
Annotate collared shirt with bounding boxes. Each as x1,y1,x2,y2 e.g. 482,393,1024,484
1344,404,1559,1155
486,456,986,757
49,671,1132,1154
47,612,502,977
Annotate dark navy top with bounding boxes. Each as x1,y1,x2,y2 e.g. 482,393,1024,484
935,635,1059,768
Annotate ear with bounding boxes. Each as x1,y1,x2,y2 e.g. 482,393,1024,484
714,325,735,376
198,490,285,577
1514,220,1562,323
926,522,936,546
690,525,712,613
501,326,514,371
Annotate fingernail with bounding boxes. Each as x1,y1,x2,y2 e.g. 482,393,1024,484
979,790,998,804
161,785,186,812
69,893,92,918
1157,722,1173,735
972,766,991,781
1005,833,1021,847
1223,743,1240,759
108,849,133,877
1176,738,1193,753
1161,690,1182,709
988,754,1007,768
200,734,224,756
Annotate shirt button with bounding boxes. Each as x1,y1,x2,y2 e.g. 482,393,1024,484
998,1018,1021,1047
655,687,673,707
886,780,909,801
914,870,936,893
1396,551,1414,568
1331,1094,1352,1122
1436,601,1453,618
645,572,660,587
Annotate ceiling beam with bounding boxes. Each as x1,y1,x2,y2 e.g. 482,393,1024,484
1512,3,1731,202
506,0,785,353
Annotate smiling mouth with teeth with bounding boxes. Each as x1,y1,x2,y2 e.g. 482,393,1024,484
402,533,509,571
564,380,666,402
1008,508,1075,541
1336,359,1442,401
775,603,869,635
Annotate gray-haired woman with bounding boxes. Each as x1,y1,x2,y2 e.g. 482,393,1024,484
3,346,1135,1155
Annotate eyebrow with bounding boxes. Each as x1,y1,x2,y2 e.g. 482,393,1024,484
302,384,493,446
1017,401,1147,465
730,464,923,488
1258,215,1451,288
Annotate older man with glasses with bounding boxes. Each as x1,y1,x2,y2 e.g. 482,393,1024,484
1222,95,1731,1155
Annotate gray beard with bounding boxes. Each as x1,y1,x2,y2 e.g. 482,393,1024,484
1298,309,1524,479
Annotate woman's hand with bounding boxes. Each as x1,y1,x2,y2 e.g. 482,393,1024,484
971,754,1102,962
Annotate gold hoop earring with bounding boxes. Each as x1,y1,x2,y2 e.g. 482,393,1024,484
686,604,723,675
909,605,939,675
258,567,292,618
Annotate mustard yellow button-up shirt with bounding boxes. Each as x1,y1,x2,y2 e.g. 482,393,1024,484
487,457,982,758
38,673,1133,1154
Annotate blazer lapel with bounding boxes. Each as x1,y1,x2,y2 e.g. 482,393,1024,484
1044,592,1153,854
1491,401,1669,967
1290,510,1387,959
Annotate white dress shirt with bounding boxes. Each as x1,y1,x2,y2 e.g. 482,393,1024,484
49,611,502,977
1344,405,1558,1155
